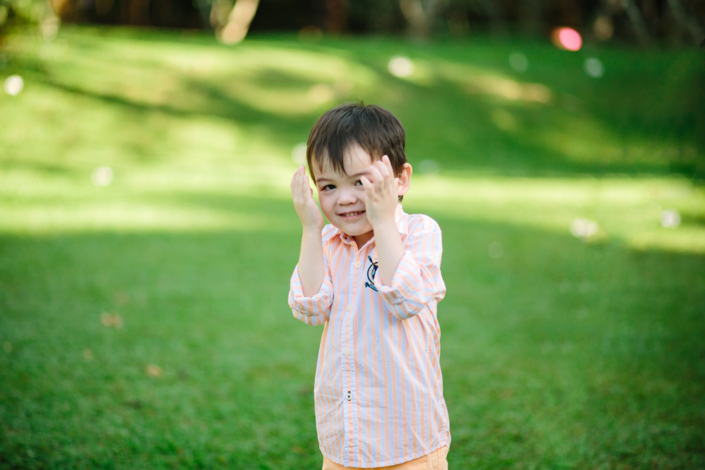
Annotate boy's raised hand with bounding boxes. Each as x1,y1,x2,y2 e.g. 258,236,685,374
291,165,325,231
360,155,398,227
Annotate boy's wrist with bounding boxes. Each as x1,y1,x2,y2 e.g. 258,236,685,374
370,216,397,235
302,225,323,238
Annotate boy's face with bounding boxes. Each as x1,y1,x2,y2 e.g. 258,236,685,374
312,143,381,246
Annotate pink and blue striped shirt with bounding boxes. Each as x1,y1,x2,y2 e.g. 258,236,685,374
288,204,450,468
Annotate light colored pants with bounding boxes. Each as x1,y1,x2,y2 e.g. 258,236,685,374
322,447,449,470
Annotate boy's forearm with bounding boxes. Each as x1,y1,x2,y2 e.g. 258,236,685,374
298,228,325,297
372,219,404,286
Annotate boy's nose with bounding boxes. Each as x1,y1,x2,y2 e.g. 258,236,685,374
338,189,358,204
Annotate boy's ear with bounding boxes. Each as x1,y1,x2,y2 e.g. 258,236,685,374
396,163,412,197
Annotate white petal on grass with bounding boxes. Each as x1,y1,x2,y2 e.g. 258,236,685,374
4,75,24,96
388,56,414,78
92,166,114,187
661,209,681,228
584,57,604,78
101,312,123,329
292,143,307,166
83,348,94,361
509,52,528,72
145,364,163,377
571,218,598,238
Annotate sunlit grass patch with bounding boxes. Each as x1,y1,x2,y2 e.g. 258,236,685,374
408,175,705,254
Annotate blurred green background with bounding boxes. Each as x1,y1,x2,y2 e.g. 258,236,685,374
1,1,705,469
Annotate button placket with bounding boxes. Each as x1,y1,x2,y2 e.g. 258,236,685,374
341,245,369,458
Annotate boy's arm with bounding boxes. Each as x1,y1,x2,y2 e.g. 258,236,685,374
291,165,325,296
373,226,446,320
362,156,445,320
297,228,325,297
288,256,334,326
360,156,404,286
288,166,333,326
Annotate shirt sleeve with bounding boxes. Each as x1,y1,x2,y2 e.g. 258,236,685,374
288,252,334,326
373,226,446,320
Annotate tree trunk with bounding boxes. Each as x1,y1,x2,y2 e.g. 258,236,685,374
619,0,652,47
667,0,705,45
210,0,231,29
484,0,508,38
129,0,150,25
324,0,348,34
49,0,72,18
218,0,260,44
521,0,542,37
400,0,442,40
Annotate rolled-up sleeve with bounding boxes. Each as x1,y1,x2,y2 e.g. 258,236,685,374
288,258,334,326
374,227,446,320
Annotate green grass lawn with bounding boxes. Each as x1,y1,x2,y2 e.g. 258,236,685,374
1,26,704,469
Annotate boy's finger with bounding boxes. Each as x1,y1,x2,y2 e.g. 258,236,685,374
360,176,374,195
370,165,388,193
382,155,393,174
292,175,300,202
298,173,307,202
381,156,394,182
368,164,383,183
300,174,309,201
368,167,385,194
291,167,301,189
376,159,390,178
292,174,301,199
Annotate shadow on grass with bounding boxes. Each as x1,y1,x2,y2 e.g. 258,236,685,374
10,29,704,179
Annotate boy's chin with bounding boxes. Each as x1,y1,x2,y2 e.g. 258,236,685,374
334,222,373,238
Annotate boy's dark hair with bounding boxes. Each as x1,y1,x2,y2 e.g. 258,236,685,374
306,102,407,184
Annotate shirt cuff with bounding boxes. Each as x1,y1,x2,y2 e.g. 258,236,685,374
289,266,333,316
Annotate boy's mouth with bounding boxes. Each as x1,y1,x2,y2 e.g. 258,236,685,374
339,210,365,219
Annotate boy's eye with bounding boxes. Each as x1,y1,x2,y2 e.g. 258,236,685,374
321,184,335,191
355,180,363,186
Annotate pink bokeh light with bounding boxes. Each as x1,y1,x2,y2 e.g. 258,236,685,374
552,27,583,51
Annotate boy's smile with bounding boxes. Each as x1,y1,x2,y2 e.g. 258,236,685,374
312,143,378,247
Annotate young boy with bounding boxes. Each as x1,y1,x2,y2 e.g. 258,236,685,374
288,103,450,470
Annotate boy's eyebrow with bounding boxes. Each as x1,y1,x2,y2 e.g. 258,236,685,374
316,171,371,184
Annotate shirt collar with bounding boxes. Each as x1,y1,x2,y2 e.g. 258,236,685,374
322,203,408,246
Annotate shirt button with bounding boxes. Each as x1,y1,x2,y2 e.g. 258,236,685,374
342,347,351,356
353,261,361,269
346,304,353,311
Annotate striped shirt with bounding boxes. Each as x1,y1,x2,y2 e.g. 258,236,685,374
288,204,450,468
